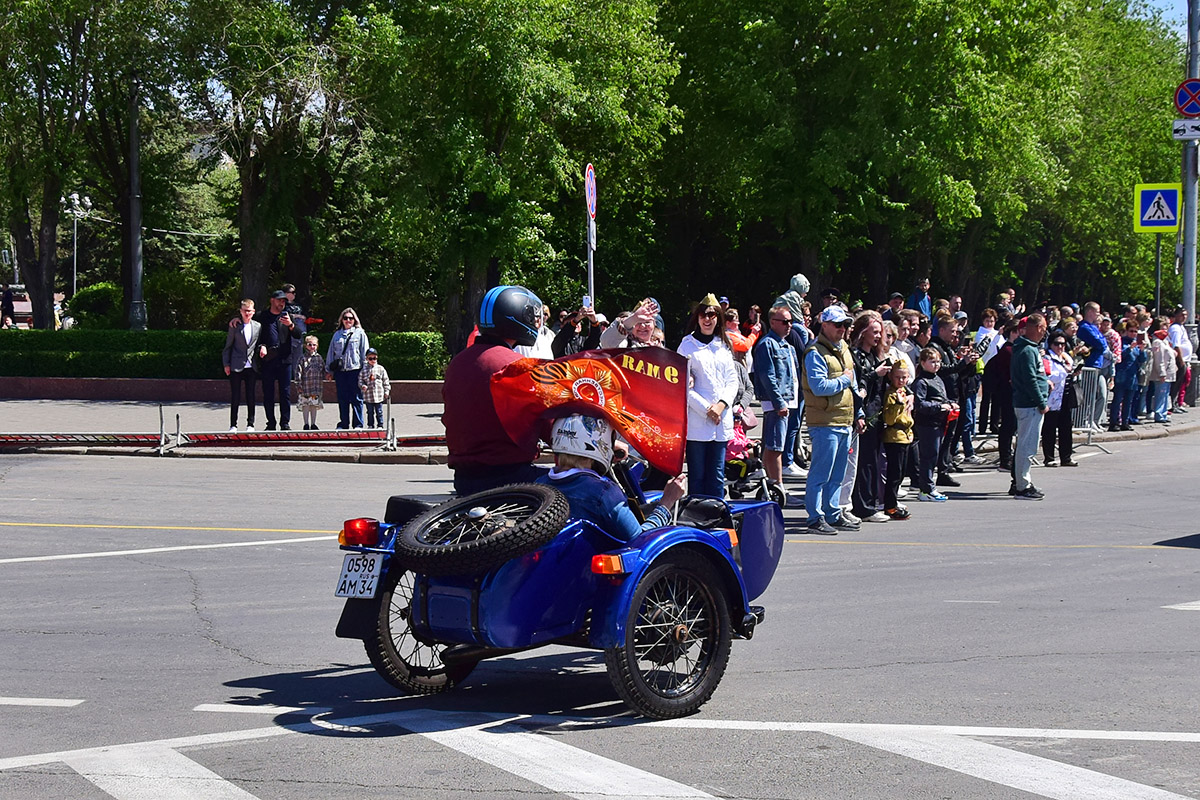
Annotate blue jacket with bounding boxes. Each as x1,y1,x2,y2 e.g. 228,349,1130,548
906,291,932,318
751,331,796,408
1114,337,1145,385
1076,320,1108,369
537,467,670,541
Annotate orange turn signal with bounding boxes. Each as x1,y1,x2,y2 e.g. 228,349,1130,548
340,517,380,547
724,527,739,548
591,554,626,575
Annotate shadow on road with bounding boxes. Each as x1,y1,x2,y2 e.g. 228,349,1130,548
222,649,633,733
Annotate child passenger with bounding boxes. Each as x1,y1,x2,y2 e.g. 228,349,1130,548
881,362,914,520
293,335,325,430
537,414,687,541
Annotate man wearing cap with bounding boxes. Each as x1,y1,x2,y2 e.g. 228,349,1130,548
882,292,906,322
256,289,305,431
800,306,863,534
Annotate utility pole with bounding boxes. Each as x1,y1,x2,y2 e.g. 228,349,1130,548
127,74,146,331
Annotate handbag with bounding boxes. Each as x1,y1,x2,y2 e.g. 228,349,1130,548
329,331,352,372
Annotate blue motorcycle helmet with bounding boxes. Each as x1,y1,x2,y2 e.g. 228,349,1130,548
478,285,543,347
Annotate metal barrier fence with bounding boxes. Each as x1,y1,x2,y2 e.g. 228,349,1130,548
0,403,445,455
1070,366,1111,454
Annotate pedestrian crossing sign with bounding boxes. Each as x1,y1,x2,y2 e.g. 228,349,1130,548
1134,183,1181,233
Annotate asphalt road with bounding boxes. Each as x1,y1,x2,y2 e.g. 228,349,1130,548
1,437,1198,799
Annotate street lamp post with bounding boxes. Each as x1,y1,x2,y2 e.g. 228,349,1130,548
62,192,92,297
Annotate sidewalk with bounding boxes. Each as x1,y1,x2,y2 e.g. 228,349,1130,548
1,397,1197,464
0,399,451,464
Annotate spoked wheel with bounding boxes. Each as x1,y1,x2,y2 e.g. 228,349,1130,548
605,552,733,718
394,484,568,575
365,570,474,694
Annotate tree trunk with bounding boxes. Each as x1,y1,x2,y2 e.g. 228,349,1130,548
11,175,64,329
237,158,276,303
1022,238,1056,309
865,223,891,303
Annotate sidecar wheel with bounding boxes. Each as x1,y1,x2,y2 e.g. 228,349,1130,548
604,552,732,719
365,570,474,694
394,483,568,575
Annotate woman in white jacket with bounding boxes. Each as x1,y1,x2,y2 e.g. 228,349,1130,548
677,293,738,498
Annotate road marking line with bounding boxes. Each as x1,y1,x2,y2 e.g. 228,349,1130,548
944,600,1001,604
0,521,334,534
392,710,718,799
648,719,1200,742
7,712,1200,800
1162,600,1200,611
0,536,331,564
0,696,84,707
193,703,331,715
824,726,1192,800
785,539,1172,550
64,745,262,800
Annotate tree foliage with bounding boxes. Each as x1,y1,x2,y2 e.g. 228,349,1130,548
0,0,1187,334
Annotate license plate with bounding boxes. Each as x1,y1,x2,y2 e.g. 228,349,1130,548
334,553,383,598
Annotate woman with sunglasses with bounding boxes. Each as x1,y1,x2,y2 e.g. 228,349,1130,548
676,294,738,498
326,307,370,429
1042,333,1077,467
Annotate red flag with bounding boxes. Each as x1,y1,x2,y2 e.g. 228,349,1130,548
491,348,688,475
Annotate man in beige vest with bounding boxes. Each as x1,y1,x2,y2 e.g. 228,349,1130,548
801,306,863,534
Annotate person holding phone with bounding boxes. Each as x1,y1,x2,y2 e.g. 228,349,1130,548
551,305,603,357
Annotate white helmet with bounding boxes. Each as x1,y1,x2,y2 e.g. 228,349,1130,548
549,414,614,471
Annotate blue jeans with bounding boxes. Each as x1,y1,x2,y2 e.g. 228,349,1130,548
958,392,977,457
686,440,728,498
366,402,384,428
1154,381,1172,421
805,426,850,525
782,399,804,467
1109,380,1135,427
333,370,364,428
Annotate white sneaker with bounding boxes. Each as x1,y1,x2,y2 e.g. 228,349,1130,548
839,509,861,525
963,455,985,465
863,511,890,523
896,487,910,499
784,463,808,477
245,425,255,432
228,426,237,433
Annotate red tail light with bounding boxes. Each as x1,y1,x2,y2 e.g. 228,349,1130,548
340,517,380,547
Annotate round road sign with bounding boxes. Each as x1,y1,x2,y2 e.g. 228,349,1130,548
585,163,597,219
1176,79,1200,117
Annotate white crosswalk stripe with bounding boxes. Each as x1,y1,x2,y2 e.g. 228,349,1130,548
2,710,1198,799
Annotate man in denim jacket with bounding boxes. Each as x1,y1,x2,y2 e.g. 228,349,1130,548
751,306,797,486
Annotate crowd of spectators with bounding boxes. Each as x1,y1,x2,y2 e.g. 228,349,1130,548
219,284,392,433
526,276,1197,531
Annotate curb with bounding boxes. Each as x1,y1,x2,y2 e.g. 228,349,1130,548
4,419,1197,465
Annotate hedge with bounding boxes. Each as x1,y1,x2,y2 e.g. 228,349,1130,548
0,330,448,380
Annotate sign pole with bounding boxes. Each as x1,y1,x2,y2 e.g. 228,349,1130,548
1185,0,1199,331
1156,233,1163,316
584,163,597,307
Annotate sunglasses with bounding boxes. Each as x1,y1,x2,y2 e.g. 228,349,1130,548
700,310,720,319
342,315,355,321
835,320,853,328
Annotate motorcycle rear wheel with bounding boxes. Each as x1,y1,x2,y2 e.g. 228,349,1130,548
365,570,474,694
